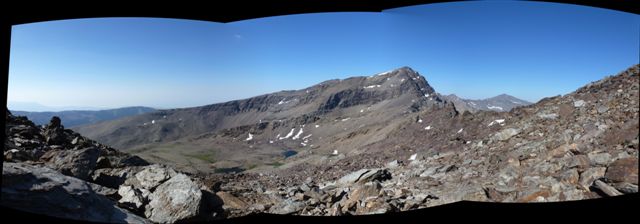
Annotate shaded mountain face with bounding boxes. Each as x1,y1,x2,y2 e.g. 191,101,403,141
73,67,451,172
11,107,156,127
441,94,532,113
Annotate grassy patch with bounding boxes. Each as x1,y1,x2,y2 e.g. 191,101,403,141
267,161,284,168
246,164,258,170
183,152,216,163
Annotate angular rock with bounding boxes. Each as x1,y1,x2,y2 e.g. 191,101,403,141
92,167,143,189
269,199,305,215
2,162,149,223
579,167,607,190
604,158,638,184
43,116,67,145
587,152,612,166
95,156,112,169
145,174,203,224
574,100,586,107
41,147,100,180
612,182,638,194
344,181,382,206
128,164,177,190
118,185,148,212
4,149,30,162
216,191,249,210
336,168,391,186
566,155,591,172
493,128,520,141
593,180,622,196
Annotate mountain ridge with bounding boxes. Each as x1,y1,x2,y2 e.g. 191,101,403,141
11,106,156,127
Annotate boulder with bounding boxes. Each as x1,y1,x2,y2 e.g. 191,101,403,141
2,162,150,223
118,185,148,212
587,152,612,166
336,168,391,186
604,158,638,184
92,167,143,189
4,149,30,162
343,181,382,207
269,199,305,215
127,164,177,190
41,147,100,180
43,116,67,145
145,174,203,223
216,191,249,210
493,128,520,141
579,167,607,190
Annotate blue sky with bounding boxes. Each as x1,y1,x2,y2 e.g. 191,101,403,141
8,1,639,110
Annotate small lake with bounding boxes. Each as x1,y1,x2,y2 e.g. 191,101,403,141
282,150,297,158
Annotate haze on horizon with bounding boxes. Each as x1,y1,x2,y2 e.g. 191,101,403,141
7,1,640,111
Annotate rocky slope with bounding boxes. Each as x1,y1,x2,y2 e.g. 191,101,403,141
11,106,156,127
4,64,638,221
190,64,638,217
74,67,450,173
441,93,532,113
3,112,231,223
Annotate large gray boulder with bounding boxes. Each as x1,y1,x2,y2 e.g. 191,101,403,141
1,162,150,223
336,168,392,186
40,147,100,180
145,174,203,223
126,164,177,190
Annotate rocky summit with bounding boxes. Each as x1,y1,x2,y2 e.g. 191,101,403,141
3,64,639,222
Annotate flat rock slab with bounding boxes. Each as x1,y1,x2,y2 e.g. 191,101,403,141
2,162,149,224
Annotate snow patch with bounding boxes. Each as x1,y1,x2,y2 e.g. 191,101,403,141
280,128,295,140
315,124,320,128
303,134,312,140
457,128,463,134
488,119,506,127
469,102,476,106
301,142,307,146
292,128,304,140
425,126,432,130
409,153,417,161
487,105,504,111
360,109,364,113
151,120,155,124
424,93,430,97
245,133,253,141
269,140,274,144
341,118,350,121
363,85,380,89
332,150,338,155
511,101,522,104
418,119,423,123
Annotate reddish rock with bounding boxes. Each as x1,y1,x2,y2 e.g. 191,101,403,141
605,158,638,184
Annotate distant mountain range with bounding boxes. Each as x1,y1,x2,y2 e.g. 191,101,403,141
441,93,532,113
6,101,111,112
11,106,156,127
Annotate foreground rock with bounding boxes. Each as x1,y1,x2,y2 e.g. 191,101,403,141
1,162,150,224
145,174,203,223
40,147,100,180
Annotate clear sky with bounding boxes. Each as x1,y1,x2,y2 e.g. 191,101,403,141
8,1,639,111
